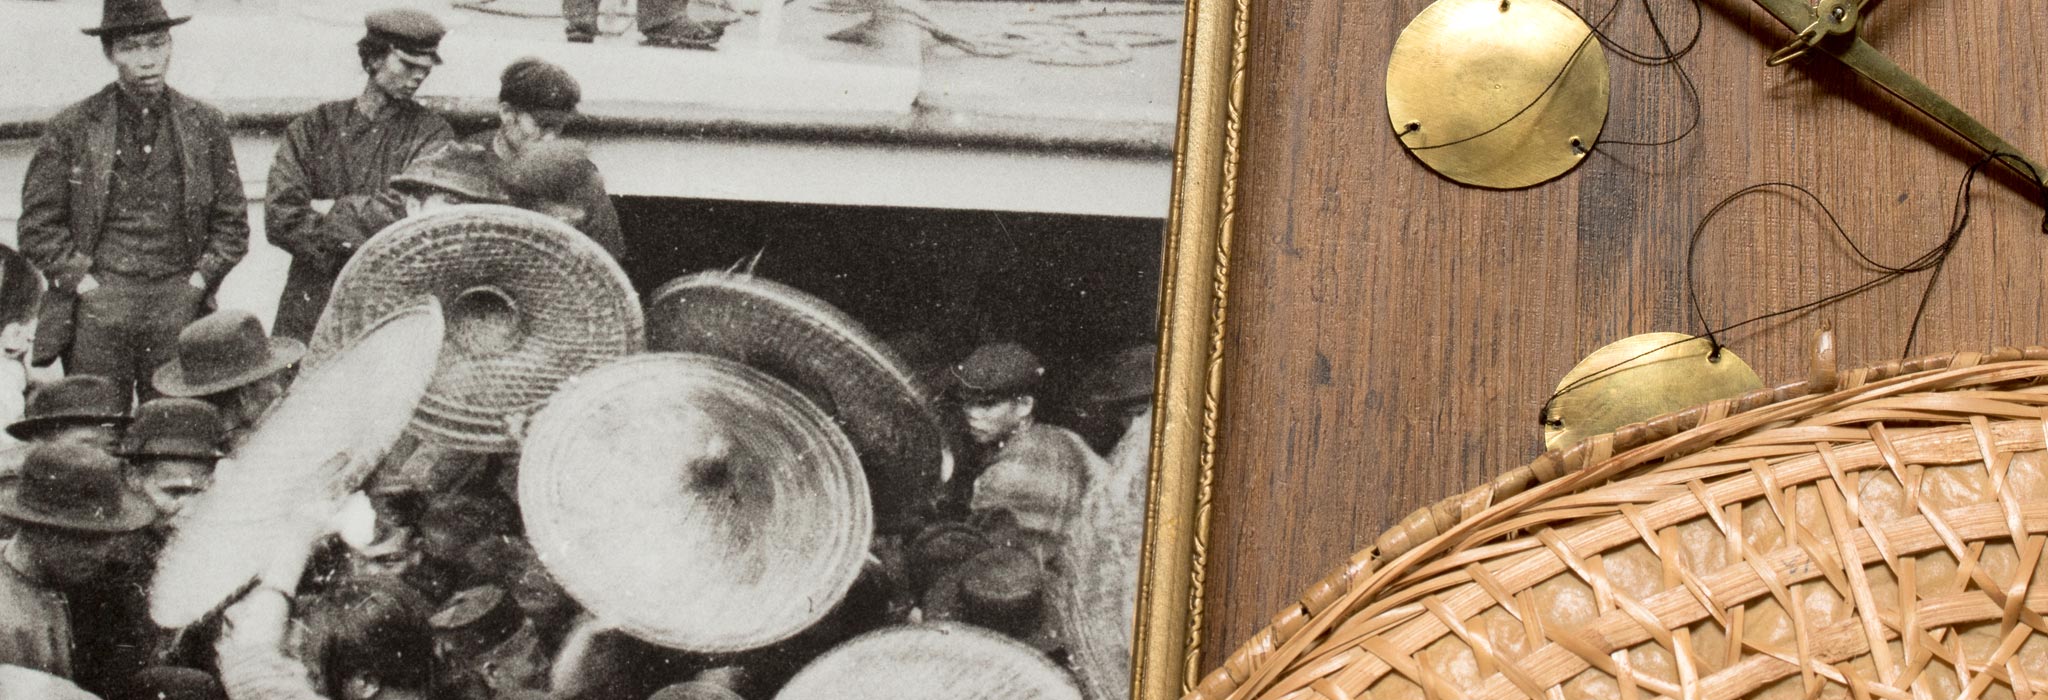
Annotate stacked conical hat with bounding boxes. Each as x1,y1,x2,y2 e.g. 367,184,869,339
1054,408,1153,699
152,301,444,627
309,204,643,452
648,272,944,531
519,353,871,652
773,623,1083,700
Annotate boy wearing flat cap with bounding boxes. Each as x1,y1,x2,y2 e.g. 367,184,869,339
462,59,625,260
266,7,455,342
19,0,250,399
948,342,1105,536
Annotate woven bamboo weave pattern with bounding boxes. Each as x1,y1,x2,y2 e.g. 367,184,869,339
309,204,644,452
648,272,945,532
1193,345,2048,700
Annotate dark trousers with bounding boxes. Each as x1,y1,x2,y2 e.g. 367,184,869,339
564,0,735,39
67,273,205,402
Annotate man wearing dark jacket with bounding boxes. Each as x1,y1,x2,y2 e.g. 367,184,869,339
18,0,250,400
467,58,625,262
266,7,454,341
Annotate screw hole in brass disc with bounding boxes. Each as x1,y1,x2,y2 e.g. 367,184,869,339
1542,332,1765,451
1386,0,1612,189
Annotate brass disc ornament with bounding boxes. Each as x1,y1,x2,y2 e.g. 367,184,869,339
1387,0,1611,188
1543,332,1765,451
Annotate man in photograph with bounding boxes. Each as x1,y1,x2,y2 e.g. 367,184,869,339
0,443,160,678
563,0,739,48
266,7,454,342
119,398,224,524
949,342,1105,538
17,0,250,398
467,59,624,259
503,141,627,261
152,309,305,451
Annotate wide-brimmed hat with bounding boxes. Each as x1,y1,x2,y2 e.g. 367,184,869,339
308,205,640,452
772,623,1082,700
1076,345,1156,406
154,310,307,398
7,375,131,440
648,272,944,532
81,0,190,37
122,398,227,460
152,302,444,628
520,353,870,652
389,145,509,204
0,443,157,533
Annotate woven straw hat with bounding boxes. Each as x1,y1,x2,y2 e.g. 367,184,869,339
773,622,1083,700
152,301,444,627
648,272,944,531
1053,407,1151,700
309,204,643,452
0,665,99,700
1191,340,2048,700
519,353,871,652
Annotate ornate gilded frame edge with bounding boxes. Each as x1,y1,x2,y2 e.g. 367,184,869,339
1133,0,1248,692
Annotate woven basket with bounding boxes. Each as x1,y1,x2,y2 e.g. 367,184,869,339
1192,340,2048,700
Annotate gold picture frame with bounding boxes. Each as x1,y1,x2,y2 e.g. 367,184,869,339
0,0,1247,693
1136,0,1249,692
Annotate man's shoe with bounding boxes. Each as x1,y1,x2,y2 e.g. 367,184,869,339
641,24,724,50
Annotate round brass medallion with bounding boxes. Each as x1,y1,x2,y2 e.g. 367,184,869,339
1543,332,1765,451
1386,0,1612,189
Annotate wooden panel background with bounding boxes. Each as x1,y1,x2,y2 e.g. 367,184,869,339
1199,0,2048,679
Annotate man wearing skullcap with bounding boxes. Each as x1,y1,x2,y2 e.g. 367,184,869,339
265,7,454,342
948,342,1105,537
460,59,625,260
502,141,627,261
19,0,250,400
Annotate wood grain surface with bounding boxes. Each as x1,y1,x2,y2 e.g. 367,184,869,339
1198,0,2048,678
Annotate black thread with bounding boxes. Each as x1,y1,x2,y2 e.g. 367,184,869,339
1540,152,2048,430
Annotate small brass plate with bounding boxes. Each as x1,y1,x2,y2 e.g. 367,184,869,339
1386,0,1611,189
1543,332,1765,451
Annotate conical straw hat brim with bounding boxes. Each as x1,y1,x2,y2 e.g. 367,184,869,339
773,622,1083,700
310,204,643,452
150,301,445,627
648,272,944,531
1053,409,1153,700
520,353,871,652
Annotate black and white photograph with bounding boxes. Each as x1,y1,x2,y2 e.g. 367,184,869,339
0,0,1240,695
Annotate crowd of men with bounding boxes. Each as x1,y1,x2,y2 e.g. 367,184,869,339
0,0,1159,698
